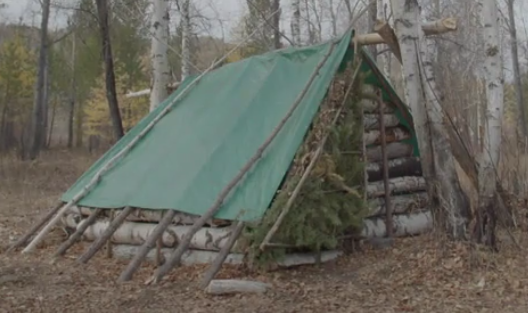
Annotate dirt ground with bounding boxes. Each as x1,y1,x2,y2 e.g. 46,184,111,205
1,150,528,313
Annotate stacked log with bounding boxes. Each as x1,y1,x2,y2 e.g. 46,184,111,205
361,98,430,238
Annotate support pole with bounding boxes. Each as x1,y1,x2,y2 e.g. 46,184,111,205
76,206,133,264
117,210,177,282
259,60,363,251
200,221,245,289
53,208,102,257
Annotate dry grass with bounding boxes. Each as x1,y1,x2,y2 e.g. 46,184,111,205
1,149,528,313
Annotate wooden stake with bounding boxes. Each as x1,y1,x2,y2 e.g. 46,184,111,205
117,210,176,283
259,60,363,251
106,209,115,259
53,208,102,257
148,39,341,285
77,206,133,264
6,201,63,253
377,93,393,237
200,221,245,289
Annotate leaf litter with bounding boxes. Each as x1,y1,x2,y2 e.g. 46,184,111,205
1,151,528,312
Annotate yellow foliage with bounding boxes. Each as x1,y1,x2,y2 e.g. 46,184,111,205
83,71,149,140
0,34,36,124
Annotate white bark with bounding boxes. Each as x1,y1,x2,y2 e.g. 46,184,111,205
366,176,426,198
363,113,400,130
377,0,390,76
391,0,469,238
290,0,301,45
476,0,504,199
205,280,272,295
149,0,171,111
67,206,228,227
180,0,191,80
367,191,428,216
61,215,234,250
366,141,413,161
361,211,433,238
364,126,410,145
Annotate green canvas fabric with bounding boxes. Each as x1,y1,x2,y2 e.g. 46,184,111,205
62,30,355,222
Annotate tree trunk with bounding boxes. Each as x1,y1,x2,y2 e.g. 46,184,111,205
290,0,301,45
67,33,76,148
391,0,469,239
367,191,428,217
271,0,281,49
364,126,410,145
180,0,191,81
95,0,124,141
363,113,400,130
366,157,423,181
368,0,377,57
473,0,504,248
506,0,527,137
366,176,426,197
366,141,413,162
149,0,171,112
361,211,433,238
27,0,51,160
377,0,390,76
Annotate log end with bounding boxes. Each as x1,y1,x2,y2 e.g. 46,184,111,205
204,279,272,295
442,17,458,31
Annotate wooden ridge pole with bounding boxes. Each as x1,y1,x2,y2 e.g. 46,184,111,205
76,206,133,264
147,38,342,285
200,221,245,289
117,210,177,282
6,201,63,253
20,8,283,255
53,208,102,258
259,59,363,251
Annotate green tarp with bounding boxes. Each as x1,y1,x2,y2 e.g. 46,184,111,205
62,30,355,222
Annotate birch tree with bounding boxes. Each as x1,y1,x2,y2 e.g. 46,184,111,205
290,0,301,45
505,0,527,137
473,0,504,246
149,0,171,111
180,0,191,81
391,0,470,239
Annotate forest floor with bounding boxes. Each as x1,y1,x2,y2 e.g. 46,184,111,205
1,149,528,313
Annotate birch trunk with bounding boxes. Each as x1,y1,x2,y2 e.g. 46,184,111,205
205,280,271,295
361,211,433,238
149,0,171,112
366,176,426,198
180,0,191,81
363,113,400,130
391,0,469,239
367,191,428,217
61,215,234,250
364,126,411,145
377,0,390,76
366,141,413,161
506,0,527,137
290,0,301,45
474,0,504,246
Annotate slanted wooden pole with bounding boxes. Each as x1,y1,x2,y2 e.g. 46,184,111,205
353,18,458,46
200,221,245,289
6,201,63,253
147,39,341,285
260,60,362,251
117,209,177,283
53,208,102,257
77,206,133,264
374,20,402,63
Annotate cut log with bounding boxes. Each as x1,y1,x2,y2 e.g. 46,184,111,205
366,176,426,197
366,142,414,162
275,250,342,267
67,206,229,227
361,99,394,113
361,211,433,238
353,18,458,45
367,192,428,217
205,280,272,295
61,215,234,251
363,114,400,130
366,157,422,181
364,126,411,146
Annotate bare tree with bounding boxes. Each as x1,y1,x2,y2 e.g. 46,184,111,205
291,0,301,44
27,0,51,160
505,0,527,138
95,0,124,140
391,0,470,239
149,0,171,111
181,0,191,81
